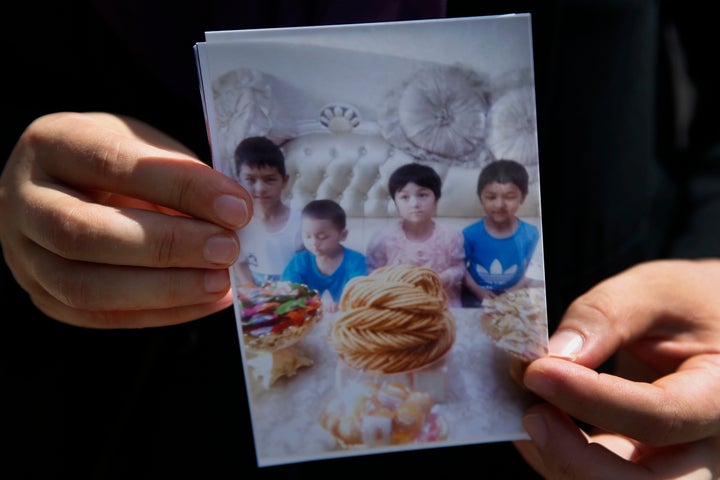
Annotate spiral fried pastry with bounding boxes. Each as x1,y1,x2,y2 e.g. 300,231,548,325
329,265,456,374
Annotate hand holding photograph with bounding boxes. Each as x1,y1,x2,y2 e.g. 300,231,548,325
195,13,548,467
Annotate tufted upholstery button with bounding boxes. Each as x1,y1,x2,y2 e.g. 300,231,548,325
358,147,366,156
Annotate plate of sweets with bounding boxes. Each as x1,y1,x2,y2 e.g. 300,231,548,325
237,281,323,387
319,380,448,449
238,281,323,352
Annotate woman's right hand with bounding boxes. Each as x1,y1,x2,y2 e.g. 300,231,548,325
0,112,252,328
515,259,720,479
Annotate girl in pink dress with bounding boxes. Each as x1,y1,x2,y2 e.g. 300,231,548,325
366,162,465,306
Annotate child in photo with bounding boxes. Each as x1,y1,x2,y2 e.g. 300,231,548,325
282,199,367,313
462,159,542,307
231,136,303,286
366,162,465,307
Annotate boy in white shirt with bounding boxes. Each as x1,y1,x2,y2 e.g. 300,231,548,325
231,136,303,286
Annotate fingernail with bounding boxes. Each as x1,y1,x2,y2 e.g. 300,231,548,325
548,330,584,360
204,269,230,293
204,234,239,265
523,414,548,448
214,195,249,228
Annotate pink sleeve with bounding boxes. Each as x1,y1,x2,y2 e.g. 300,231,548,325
365,229,388,271
436,228,466,287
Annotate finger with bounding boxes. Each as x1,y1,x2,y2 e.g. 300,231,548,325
21,186,240,268
24,112,252,230
11,236,236,328
636,434,720,479
22,239,233,312
519,403,649,480
520,404,720,480
549,259,720,368
31,288,235,329
513,439,548,478
524,355,720,445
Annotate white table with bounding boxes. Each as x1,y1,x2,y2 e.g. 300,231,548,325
242,308,535,467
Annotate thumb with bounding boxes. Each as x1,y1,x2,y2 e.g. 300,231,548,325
544,259,720,369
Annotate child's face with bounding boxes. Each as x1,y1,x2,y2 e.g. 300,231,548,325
301,217,347,257
393,182,437,224
237,164,288,211
478,181,525,223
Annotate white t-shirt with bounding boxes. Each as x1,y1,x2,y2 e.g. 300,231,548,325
236,209,304,284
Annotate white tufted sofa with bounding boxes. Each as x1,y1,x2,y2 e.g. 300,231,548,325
280,132,544,280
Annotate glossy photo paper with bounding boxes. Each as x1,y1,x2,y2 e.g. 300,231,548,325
195,14,548,467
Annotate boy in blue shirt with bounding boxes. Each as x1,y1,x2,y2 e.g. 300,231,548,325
282,199,367,312
462,159,542,306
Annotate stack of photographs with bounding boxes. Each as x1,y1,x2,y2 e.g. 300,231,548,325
195,13,548,467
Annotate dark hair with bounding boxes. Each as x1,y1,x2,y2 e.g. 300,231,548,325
388,163,442,200
302,199,346,231
234,136,286,177
476,159,529,197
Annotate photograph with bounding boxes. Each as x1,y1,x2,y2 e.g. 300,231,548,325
195,14,549,467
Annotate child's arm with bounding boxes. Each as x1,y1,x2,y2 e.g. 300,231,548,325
365,230,388,271
463,270,497,302
323,299,339,313
505,223,543,291
507,275,545,291
231,260,257,287
280,254,305,284
437,229,466,291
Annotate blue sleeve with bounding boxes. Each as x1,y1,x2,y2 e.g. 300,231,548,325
281,253,305,283
525,223,540,261
462,226,471,260
462,222,479,265
349,250,369,277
